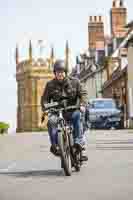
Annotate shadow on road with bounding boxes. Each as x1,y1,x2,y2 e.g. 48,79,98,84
0,169,64,178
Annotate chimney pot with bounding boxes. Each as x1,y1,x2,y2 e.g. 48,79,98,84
113,0,116,7
89,16,92,22
99,16,102,22
120,0,123,7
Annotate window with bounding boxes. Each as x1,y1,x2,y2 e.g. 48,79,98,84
90,100,116,109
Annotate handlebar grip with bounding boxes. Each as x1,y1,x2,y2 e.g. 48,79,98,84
65,105,80,110
43,102,59,110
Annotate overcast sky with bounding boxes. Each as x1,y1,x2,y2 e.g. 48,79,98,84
1,0,133,131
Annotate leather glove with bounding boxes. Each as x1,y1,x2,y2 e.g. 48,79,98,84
41,113,45,123
41,116,45,123
41,111,48,123
80,105,86,113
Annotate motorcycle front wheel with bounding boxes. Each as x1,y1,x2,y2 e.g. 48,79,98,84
58,130,72,176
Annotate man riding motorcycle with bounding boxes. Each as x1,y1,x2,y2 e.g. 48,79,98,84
41,59,88,161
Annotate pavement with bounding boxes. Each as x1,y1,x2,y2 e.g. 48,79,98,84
0,129,133,200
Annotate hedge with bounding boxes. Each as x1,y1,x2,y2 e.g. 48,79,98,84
0,122,10,134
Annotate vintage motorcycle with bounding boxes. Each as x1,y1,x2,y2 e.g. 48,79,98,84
42,99,83,176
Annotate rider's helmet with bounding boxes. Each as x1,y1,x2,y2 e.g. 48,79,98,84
53,59,67,74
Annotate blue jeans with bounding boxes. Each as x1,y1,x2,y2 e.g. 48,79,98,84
47,110,84,146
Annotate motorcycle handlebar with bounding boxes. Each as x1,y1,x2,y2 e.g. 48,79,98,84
43,102,79,112
41,102,80,123
43,96,79,111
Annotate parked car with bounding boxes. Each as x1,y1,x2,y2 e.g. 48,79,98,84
86,98,123,129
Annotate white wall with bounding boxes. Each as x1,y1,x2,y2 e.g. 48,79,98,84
84,76,97,100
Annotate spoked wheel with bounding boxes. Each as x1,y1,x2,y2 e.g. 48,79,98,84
58,131,72,176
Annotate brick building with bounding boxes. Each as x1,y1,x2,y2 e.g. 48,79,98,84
102,6,133,128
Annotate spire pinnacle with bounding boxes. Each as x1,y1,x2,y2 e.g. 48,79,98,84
29,40,32,62
15,44,19,65
50,45,54,69
65,40,69,75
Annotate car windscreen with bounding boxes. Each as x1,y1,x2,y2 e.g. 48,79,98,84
90,100,116,109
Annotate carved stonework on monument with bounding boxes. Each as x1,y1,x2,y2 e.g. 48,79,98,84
15,40,70,132
15,41,54,132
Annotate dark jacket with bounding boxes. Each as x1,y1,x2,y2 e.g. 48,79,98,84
41,76,88,111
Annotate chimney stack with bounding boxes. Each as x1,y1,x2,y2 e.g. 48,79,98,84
110,0,127,38
88,14,104,50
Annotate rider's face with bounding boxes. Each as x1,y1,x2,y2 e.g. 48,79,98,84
55,71,65,80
